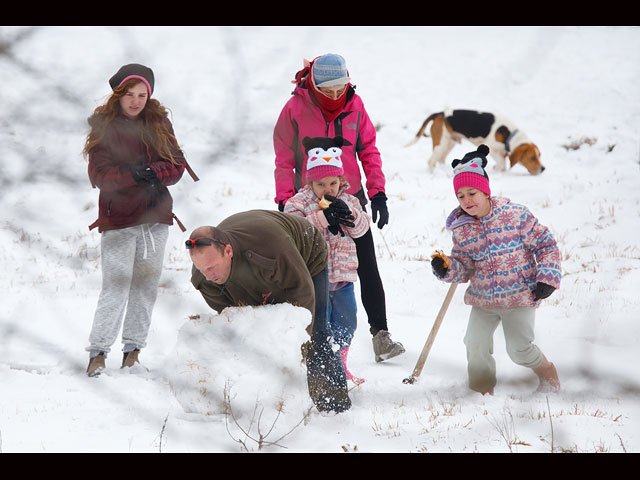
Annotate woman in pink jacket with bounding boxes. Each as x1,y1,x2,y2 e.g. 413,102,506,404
285,136,369,384
274,54,404,363
431,145,562,395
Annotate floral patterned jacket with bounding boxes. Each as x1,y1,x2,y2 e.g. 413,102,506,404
435,196,561,309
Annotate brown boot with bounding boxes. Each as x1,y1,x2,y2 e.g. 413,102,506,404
87,352,105,377
533,357,560,393
121,349,140,369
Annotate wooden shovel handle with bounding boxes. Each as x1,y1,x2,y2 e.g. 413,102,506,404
408,282,458,380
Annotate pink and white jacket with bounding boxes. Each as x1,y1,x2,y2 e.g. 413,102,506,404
435,196,562,309
284,182,370,284
273,84,385,206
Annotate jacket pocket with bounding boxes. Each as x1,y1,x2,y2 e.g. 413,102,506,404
244,250,276,272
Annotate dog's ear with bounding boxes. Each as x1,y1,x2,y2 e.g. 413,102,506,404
451,159,461,168
509,153,519,168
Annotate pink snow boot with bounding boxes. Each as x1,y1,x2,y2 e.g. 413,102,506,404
340,347,365,385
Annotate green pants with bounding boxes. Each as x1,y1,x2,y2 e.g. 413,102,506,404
463,306,544,393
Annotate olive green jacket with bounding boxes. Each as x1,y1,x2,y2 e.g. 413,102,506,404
191,210,327,320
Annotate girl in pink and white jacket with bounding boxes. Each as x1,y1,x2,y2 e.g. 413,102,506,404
431,145,562,395
285,136,370,384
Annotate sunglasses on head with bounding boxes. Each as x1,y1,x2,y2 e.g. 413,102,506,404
185,237,225,249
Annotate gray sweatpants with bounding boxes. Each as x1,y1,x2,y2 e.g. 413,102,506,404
463,306,544,393
87,223,169,357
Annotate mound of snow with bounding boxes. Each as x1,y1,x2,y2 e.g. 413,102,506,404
166,304,314,420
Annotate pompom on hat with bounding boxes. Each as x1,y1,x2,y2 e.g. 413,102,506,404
109,63,155,97
452,144,491,197
312,53,350,88
303,136,351,182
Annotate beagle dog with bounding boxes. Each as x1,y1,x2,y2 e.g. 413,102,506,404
406,109,544,174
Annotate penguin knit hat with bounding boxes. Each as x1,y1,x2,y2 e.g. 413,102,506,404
109,63,155,96
302,136,346,181
452,144,491,197
312,54,350,87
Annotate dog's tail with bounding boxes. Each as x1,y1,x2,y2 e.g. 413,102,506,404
404,112,442,147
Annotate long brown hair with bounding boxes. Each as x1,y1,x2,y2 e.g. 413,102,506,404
83,78,182,165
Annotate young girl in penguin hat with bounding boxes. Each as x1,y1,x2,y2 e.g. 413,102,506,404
431,144,562,395
284,136,371,384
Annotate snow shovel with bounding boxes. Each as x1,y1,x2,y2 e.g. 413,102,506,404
403,282,458,384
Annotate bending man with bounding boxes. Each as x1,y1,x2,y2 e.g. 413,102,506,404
187,209,350,413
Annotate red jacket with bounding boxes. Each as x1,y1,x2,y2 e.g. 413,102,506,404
88,115,195,232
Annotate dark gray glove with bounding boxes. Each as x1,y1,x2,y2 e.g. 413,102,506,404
533,282,555,301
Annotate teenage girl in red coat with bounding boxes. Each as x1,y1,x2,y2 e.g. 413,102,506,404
83,63,197,377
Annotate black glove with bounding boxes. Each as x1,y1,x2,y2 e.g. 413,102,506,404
431,256,448,278
370,192,389,229
328,224,345,237
278,199,286,212
130,165,165,207
130,165,159,184
322,195,355,236
533,282,555,301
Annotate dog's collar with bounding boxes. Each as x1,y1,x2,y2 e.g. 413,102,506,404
504,129,520,154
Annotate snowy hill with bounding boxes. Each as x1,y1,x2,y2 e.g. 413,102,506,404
0,26,639,452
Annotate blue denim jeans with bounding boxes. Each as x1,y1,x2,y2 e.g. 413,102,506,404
328,282,358,349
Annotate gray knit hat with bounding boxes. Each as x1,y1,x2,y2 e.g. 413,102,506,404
312,54,350,87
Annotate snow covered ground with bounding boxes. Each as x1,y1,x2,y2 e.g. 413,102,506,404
1,26,639,453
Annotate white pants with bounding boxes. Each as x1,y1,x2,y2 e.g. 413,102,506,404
87,223,168,357
463,306,543,392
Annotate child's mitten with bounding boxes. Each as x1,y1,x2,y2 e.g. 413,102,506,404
430,250,450,278
533,282,555,300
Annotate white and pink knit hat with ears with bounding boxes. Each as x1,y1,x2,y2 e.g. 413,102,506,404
302,136,350,182
109,63,155,96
